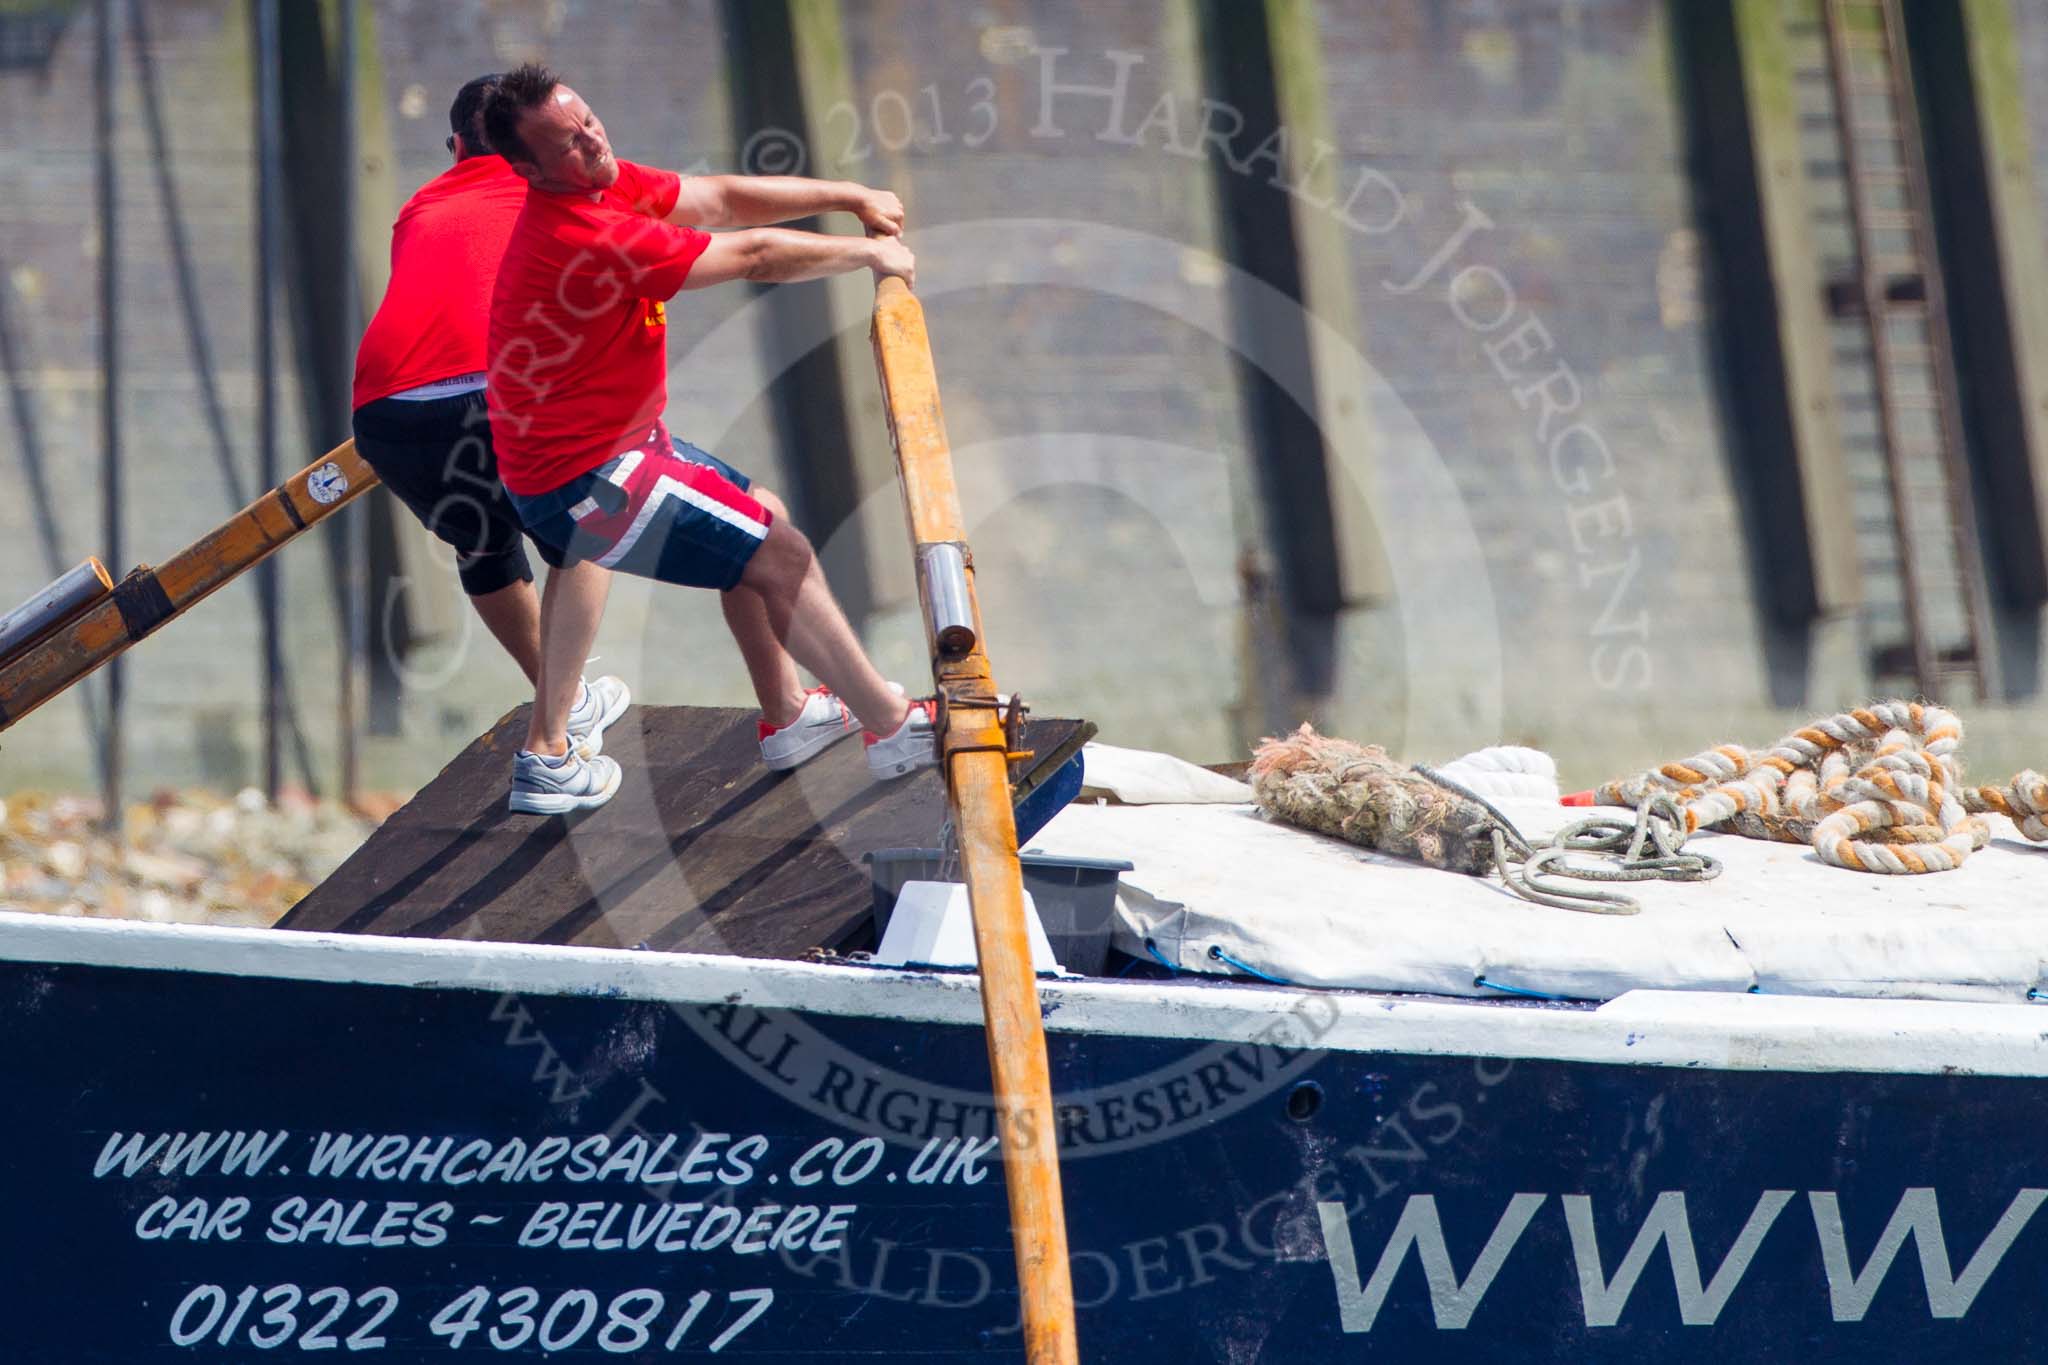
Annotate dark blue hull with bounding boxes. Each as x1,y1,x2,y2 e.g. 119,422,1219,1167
4,941,2046,1362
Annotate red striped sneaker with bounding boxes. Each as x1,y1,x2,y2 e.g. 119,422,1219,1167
758,686,859,771
865,698,939,781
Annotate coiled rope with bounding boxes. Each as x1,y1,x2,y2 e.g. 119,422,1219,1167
1414,767,1718,915
1592,701,2048,875
1254,708,2045,919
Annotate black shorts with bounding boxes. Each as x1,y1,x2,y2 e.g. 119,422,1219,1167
351,388,562,595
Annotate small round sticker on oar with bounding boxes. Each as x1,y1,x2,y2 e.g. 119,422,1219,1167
306,461,349,504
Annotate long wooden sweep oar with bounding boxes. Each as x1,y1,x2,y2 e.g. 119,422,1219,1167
0,441,379,730
871,275,1080,1362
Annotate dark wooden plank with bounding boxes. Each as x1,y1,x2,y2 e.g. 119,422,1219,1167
1674,0,1859,622
1908,0,2048,605
279,705,1088,959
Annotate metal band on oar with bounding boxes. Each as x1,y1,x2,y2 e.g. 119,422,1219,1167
0,559,114,669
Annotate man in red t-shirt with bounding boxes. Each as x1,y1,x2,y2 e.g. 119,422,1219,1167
481,64,932,815
353,73,628,756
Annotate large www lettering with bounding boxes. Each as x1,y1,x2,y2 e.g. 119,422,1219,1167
1319,1187,2047,1331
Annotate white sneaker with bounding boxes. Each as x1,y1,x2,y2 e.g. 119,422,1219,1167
566,675,631,756
758,686,859,771
510,746,622,815
865,698,939,781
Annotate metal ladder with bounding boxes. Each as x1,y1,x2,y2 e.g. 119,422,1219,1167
1809,0,1996,701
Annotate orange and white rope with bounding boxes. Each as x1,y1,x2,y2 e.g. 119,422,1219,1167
1593,702,2046,875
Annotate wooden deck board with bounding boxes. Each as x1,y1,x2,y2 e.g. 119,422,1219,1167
279,705,1087,958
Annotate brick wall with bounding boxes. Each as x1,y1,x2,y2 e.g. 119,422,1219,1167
1301,0,1815,775
829,2,1255,759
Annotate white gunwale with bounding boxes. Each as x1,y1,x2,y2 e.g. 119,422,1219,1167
2,909,2044,1079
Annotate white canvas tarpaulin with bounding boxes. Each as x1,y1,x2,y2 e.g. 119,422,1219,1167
1033,792,2048,1003
1075,742,1253,805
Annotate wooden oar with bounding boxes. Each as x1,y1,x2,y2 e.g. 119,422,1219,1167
0,442,379,729
870,274,1080,1363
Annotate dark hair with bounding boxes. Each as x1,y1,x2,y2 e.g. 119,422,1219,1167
480,62,561,165
447,73,503,156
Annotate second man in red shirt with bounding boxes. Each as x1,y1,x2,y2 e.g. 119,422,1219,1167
481,64,933,814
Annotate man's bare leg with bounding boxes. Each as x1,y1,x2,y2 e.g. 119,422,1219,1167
739,518,910,735
469,578,543,686
723,486,810,727
524,559,611,756
721,587,808,726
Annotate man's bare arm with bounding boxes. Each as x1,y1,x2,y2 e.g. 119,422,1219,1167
667,176,903,236
686,229,915,290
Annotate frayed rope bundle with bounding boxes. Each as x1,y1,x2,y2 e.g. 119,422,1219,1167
1594,700,2048,875
1250,724,1716,914
1249,725,1499,875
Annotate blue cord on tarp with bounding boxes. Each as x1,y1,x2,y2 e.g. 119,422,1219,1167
2029,986,2045,1002
1208,944,1291,985
1137,939,1312,987
1475,975,1572,1002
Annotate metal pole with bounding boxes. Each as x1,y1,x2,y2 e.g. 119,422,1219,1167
0,560,113,669
870,276,1079,1365
94,0,122,826
336,0,362,805
253,0,284,801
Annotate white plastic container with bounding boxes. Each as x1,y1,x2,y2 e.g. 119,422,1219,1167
871,880,1068,975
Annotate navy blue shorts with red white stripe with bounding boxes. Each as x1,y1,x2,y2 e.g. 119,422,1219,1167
510,423,772,591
